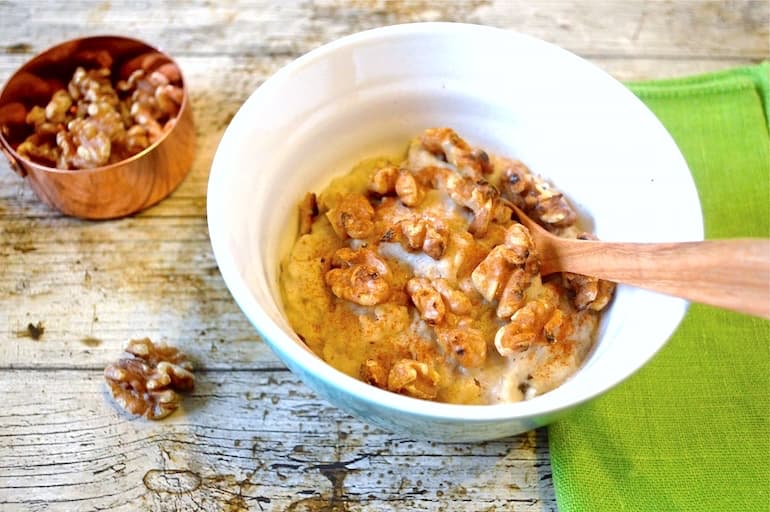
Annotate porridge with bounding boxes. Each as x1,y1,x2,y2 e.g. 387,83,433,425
280,128,614,404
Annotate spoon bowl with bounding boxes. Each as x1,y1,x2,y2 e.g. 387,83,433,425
512,204,770,318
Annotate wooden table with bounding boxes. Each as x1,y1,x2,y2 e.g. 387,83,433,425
0,1,766,510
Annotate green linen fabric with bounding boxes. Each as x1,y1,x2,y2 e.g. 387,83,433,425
549,62,770,512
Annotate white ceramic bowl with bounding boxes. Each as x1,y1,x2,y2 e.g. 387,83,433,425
207,22,702,442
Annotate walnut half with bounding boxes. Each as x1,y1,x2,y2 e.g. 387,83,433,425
104,338,194,420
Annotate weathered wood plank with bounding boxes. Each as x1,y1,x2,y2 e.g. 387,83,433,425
1,1,766,510
0,0,767,59
0,369,556,511
0,215,279,370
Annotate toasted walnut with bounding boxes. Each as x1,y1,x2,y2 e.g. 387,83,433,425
387,359,440,400
358,303,411,341
428,167,501,237
85,100,126,145
130,102,163,142
122,68,183,143
543,308,569,343
368,166,428,207
25,105,47,127
431,278,473,315
69,67,118,105
493,199,514,225
393,217,425,249
563,272,615,311
532,184,577,228
155,83,184,116
326,193,375,239
499,158,577,229
496,268,533,319
17,135,59,166
45,90,73,124
125,124,150,154
496,224,539,318
466,181,499,237
471,245,516,302
116,68,145,93
591,279,616,311
16,64,184,170
361,358,390,388
471,241,531,300
103,338,194,420
435,323,487,368
67,118,111,168
471,223,539,318
450,231,488,278
494,285,559,356
504,222,535,258
563,272,597,310
562,233,616,310
395,170,426,206
368,166,400,195
494,311,533,355
385,217,449,260
298,192,319,236
499,158,532,209
406,277,446,324
55,131,77,169
420,127,491,179
325,248,391,306
422,224,449,259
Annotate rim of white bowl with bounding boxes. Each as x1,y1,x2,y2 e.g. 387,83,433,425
208,22,701,424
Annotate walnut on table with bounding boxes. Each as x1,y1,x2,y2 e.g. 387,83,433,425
103,338,194,420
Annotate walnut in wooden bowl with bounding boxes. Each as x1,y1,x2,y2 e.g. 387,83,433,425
0,36,195,219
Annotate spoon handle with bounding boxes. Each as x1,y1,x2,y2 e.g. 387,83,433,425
540,238,770,319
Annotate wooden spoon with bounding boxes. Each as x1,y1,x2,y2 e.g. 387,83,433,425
511,205,770,319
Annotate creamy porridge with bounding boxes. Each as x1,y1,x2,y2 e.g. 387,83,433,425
280,128,614,404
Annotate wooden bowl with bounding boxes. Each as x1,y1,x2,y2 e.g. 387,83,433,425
0,36,195,220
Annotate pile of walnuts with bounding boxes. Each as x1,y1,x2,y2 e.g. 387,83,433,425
16,59,183,170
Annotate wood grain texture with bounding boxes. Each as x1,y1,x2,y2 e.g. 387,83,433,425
0,370,554,511
514,205,770,318
0,0,766,510
542,238,770,318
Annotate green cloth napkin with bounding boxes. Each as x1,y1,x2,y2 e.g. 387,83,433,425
549,62,770,512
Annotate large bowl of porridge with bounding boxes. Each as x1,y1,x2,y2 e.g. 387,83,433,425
207,23,703,441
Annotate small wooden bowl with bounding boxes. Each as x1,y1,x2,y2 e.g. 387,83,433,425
0,36,195,219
